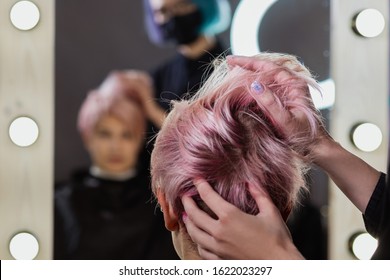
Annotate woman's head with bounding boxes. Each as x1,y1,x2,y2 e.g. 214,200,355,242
151,53,323,241
78,73,146,173
143,0,230,45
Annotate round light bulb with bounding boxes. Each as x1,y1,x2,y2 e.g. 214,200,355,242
9,117,39,147
353,9,385,38
9,232,39,260
350,232,378,260
10,1,40,31
351,123,382,152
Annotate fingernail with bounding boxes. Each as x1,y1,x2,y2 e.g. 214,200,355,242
182,212,188,223
251,81,264,94
226,55,234,65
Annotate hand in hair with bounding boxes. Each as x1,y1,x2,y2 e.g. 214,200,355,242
182,179,304,260
173,54,382,261
227,55,381,213
107,70,167,129
227,55,329,158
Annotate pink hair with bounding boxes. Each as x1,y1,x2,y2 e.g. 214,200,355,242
151,53,323,221
77,72,146,141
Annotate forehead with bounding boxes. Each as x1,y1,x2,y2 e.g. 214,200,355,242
149,0,188,9
95,105,145,135
95,114,127,130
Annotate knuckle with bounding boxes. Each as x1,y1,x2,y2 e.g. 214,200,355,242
217,210,230,223
211,223,225,240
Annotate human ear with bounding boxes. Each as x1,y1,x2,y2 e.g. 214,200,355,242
156,188,179,231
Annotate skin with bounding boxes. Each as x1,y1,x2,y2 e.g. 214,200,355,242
156,181,302,260
156,190,202,259
149,0,198,24
182,180,304,260
107,70,167,129
85,114,144,173
117,70,166,128
181,55,381,259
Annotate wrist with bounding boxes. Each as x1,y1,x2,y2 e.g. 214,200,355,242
145,99,161,115
145,101,166,128
272,239,304,260
285,242,305,260
310,135,340,167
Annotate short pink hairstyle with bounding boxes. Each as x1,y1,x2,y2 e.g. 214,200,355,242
151,53,323,221
78,72,146,141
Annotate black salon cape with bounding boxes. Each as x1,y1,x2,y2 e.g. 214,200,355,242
363,172,390,259
54,169,178,260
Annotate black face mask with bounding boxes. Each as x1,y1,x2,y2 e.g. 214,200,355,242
159,9,203,45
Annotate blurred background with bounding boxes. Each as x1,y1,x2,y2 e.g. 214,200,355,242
55,0,330,185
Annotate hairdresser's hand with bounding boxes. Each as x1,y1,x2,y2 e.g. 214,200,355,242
120,70,167,128
120,70,154,105
227,56,381,213
103,70,151,101
182,179,304,260
227,55,332,158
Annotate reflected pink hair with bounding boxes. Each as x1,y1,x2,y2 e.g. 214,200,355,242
78,72,146,141
151,53,323,221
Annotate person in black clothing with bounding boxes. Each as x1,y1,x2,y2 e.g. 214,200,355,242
143,0,231,110
54,72,178,259
363,171,390,259
135,0,232,173
179,55,390,260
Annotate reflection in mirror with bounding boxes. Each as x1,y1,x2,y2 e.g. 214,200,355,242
55,0,233,259
55,0,330,259
230,0,334,110
9,232,39,260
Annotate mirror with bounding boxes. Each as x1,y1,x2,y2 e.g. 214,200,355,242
55,0,330,259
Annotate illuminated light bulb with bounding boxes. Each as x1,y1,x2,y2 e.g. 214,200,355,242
309,78,335,110
230,0,276,56
9,117,39,147
10,1,40,31
9,232,39,260
349,232,378,260
353,9,385,38
351,123,382,152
